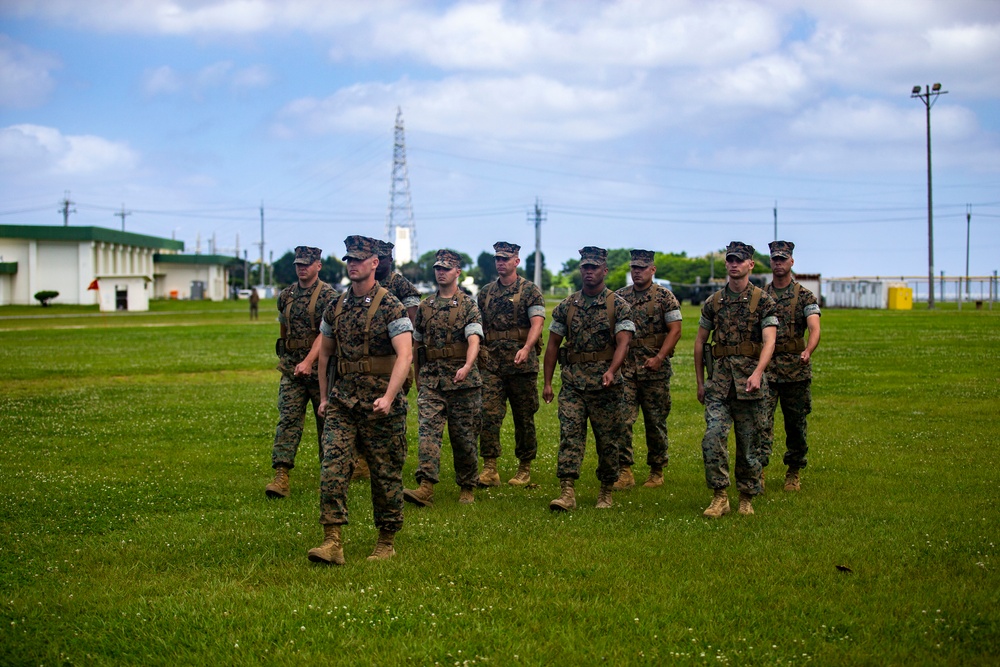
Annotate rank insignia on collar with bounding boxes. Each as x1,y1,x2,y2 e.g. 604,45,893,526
452,300,458,306
364,297,372,304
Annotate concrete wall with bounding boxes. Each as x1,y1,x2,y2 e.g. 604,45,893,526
156,263,228,300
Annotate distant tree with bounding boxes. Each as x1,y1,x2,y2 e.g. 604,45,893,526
320,255,345,285
477,251,498,284
524,251,545,281
34,290,58,307
272,251,296,286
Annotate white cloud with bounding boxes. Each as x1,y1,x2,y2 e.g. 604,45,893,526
143,65,184,96
0,124,138,175
0,35,60,108
142,61,272,97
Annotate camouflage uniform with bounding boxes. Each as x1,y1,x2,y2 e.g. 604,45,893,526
550,284,635,485
762,242,821,472
271,248,336,471
699,265,778,497
379,270,421,311
414,251,485,489
617,275,682,471
317,239,413,533
478,262,545,464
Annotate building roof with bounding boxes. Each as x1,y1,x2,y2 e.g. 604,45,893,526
0,224,184,251
153,253,238,265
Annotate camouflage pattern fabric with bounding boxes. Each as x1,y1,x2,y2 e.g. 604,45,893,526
477,275,545,377
479,371,539,461
698,284,777,496
616,283,681,469
415,386,483,488
701,384,767,495
275,280,336,375
380,271,422,310
549,288,634,390
760,379,811,470
414,292,484,391
556,383,625,485
271,373,324,470
317,283,412,530
764,280,821,383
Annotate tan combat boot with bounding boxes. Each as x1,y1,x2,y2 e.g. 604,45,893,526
265,465,290,498
402,480,435,507
367,529,396,561
351,456,370,481
784,468,801,492
478,458,501,487
549,479,576,512
703,488,730,518
459,486,475,504
595,484,613,509
307,525,345,565
508,460,531,486
612,465,635,491
643,466,664,488
738,492,754,515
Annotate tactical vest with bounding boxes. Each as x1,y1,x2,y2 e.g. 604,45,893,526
560,289,618,365
418,290,473,361
628,283,669,350
481,277,541,353
708,284,765,359
331,286,398,376
771,282,807,354
282,281,329,350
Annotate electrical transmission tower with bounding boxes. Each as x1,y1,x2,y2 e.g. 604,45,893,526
385,107,417,264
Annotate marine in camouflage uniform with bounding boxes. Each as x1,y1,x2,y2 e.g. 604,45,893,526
694,241,777,517
614,249,683,490
308,235,414,565
543,246,635,511
264,246,337,499
403,249,485,507
477,241,546,487
761,240,821,492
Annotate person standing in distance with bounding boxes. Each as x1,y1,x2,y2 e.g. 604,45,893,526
761,240,821,492
543,246,634,511
613,249,682,490
265,246,336,499
477,241,545,487
693,241,777,517
403,249,485,507
308,235,413,564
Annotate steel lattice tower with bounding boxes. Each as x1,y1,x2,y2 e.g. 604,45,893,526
385,107,417,264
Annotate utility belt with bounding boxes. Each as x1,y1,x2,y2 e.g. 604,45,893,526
425,342,469,361
711,341,762,359
284,335,316,351
774,338,806,354
630,333,666,349
558,346,615,365
485,327,529,343
338,355,398,376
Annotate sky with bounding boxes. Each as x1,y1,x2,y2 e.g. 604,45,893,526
1,0,998,281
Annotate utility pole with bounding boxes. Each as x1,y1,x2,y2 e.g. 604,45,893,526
259,201,265,288
59,191,76,227
243,250,249,290
528,197,546,287
966,204,972,298
113,204,131,232
773,201,778,241
911,82,948,309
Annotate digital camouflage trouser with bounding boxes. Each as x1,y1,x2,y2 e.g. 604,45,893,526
557,383,625,486
701,383,766,496
621,375,671,469
479,368,539,462
760,379,812,471
272,373,324,470
318,400,407,532
416,386,483,488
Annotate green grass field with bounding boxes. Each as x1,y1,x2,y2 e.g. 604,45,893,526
1,298,998,665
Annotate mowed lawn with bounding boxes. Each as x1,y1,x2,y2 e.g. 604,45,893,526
0,299,998,665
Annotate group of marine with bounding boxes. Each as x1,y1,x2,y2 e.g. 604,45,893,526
265,235,821,565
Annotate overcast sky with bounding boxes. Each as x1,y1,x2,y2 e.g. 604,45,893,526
1,0,998,279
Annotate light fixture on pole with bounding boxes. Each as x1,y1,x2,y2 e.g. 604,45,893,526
911,82,947,309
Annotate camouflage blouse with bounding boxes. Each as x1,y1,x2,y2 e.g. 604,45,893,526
477,275,546,376
616,283,682,381
415,291,484,391
550,288,635,391
764,280,821,383
380,271,421,310
698,284,778,401
276,280,337,377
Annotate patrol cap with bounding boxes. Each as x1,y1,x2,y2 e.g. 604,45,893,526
342,235,379,261
579,246,608,267
725,241,754,262
629,249,655,267
376,239,395,259
433,249,463,269
768,240,794,259
493,241,520,258
293,246,322,265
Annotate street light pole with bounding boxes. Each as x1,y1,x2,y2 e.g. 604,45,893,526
911,83,947,309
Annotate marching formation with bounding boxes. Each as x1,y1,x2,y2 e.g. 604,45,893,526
266,236,822,564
